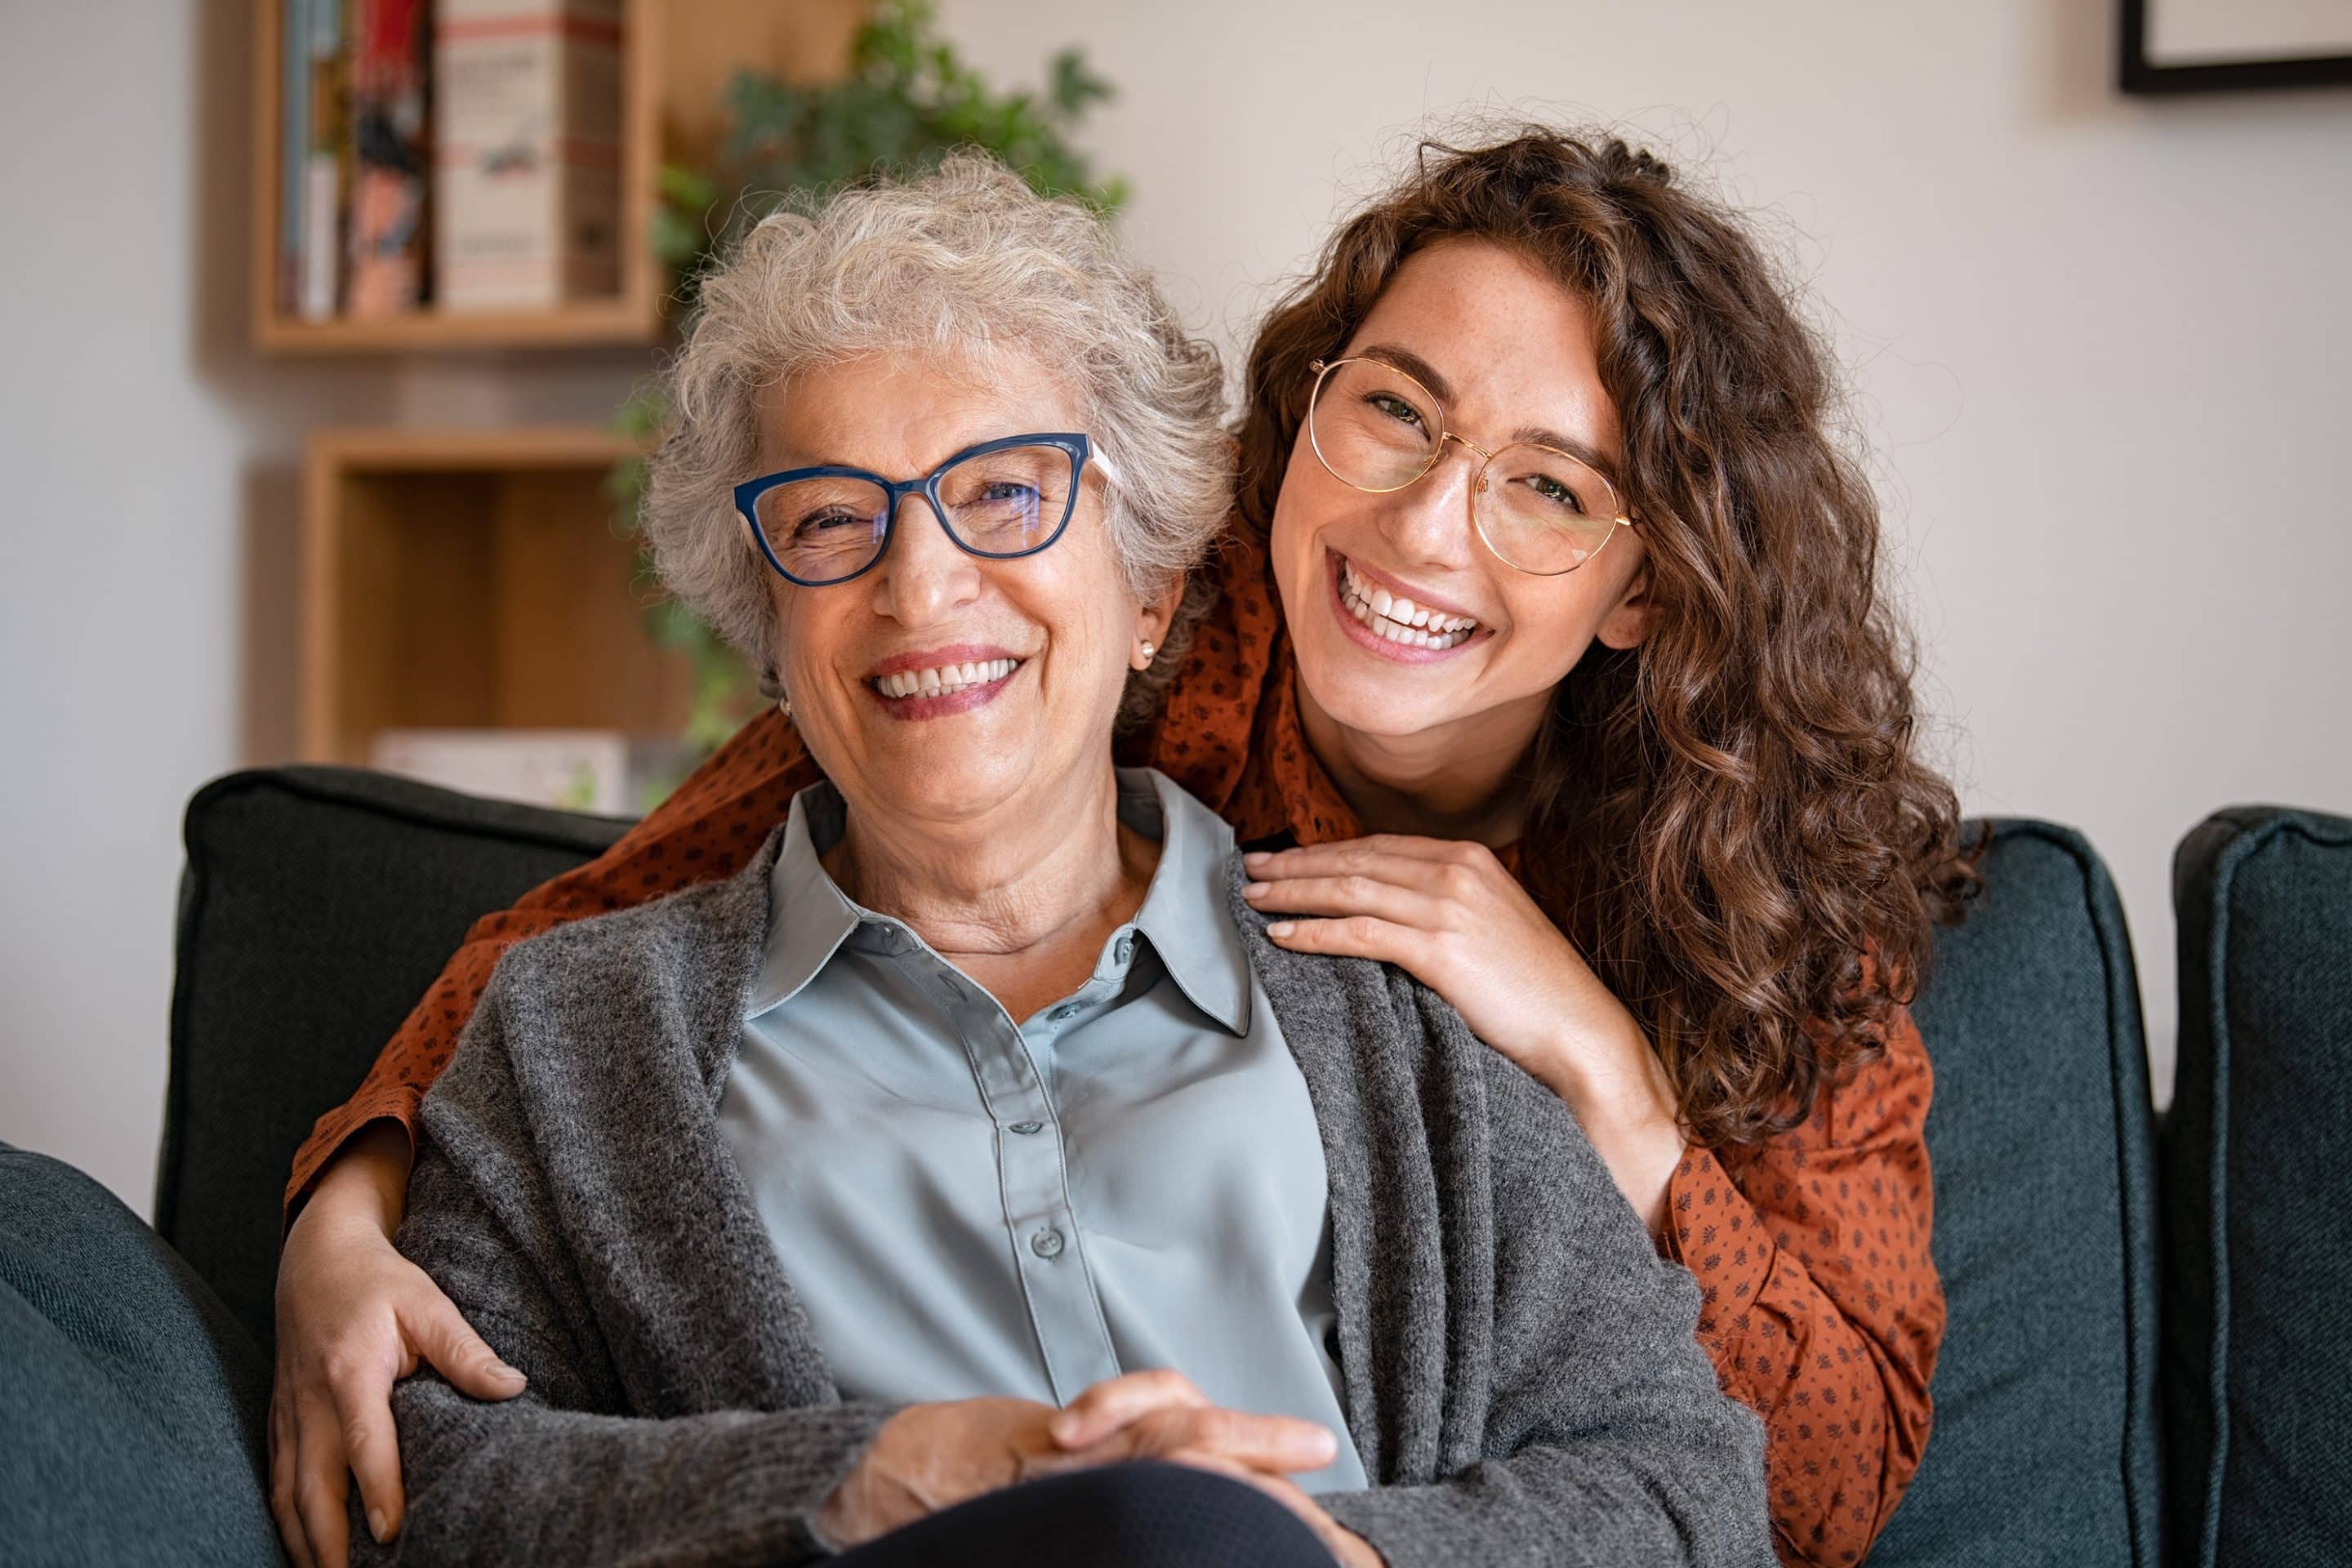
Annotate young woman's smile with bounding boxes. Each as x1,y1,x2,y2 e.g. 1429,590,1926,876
1322,546,1491,662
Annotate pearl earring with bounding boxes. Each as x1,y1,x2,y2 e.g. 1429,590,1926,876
1138,639,1156,668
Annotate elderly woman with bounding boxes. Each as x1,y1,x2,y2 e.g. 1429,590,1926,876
347,157,1771,1568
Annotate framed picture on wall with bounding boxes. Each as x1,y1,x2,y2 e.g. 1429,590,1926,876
2121,0,2352,92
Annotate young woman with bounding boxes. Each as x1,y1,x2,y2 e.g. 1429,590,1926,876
271,127,1974,1568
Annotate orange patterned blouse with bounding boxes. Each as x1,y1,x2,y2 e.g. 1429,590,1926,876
289,530,1943,1568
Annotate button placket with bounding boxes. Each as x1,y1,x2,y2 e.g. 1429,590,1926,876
938,968,1118,1403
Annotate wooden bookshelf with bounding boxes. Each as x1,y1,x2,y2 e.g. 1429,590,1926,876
251,0,862,355
301,425,711,763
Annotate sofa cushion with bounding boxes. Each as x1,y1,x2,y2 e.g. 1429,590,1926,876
1869,822,2162,1568
2164,805,2352,1568
159,766,628,1348
0,1143,276,1566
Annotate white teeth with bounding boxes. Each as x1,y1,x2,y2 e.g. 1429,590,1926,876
875,657,1019,699
1337,557,1479,652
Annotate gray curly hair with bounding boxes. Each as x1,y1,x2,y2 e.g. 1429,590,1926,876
639,152,1232,726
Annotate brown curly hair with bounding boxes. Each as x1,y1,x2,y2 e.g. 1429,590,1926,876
1236,127,1982,1159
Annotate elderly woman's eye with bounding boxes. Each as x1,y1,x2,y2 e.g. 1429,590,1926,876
979,481,1041,506
795,507,867,537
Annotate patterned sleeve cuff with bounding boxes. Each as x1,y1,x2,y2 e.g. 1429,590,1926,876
282,1092,424,1222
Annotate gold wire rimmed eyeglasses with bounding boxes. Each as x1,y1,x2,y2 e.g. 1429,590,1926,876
1306,355,1634,577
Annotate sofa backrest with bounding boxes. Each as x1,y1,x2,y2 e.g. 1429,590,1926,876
2163,805,2352,1568
1871,822,2162,1568
162,773,2166,1568
160,767,626,1348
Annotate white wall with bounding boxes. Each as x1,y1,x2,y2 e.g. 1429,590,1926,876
2,0,2346,1215
943,0,2352,1101
0,1,643,1214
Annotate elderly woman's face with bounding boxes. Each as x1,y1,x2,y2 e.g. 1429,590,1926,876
753,352,1151,826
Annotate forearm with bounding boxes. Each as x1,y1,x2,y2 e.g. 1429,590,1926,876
1683,1225,1934,1564
1658,1143,1939,1566
1322,1401,1771,1568
366,1374,900,1567
1524,1014,1685,1235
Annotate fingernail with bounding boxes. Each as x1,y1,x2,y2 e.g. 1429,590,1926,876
492,1360,526,1383
1267,922,1295,938
1049,1411,1081,1444
1243,851,1270,866
368,1507,390,1544
1243,882,1269,898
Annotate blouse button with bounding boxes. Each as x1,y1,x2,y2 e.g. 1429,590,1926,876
1008,1120,1044,1135
1030,1227,1066,1259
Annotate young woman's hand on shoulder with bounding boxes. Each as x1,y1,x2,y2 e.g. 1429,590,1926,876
1243,835,1685,1231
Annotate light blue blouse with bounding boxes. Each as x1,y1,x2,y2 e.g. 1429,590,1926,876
717,768,1366,1492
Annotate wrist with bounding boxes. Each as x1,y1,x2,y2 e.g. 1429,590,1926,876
302,1120,413,1241
1532,1013,1674,1132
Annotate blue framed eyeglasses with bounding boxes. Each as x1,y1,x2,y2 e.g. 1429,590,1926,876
735,432,1102,588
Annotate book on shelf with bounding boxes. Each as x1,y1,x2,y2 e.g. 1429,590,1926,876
298,0,350,320
345,0,433,316
276,0,625,324
369,728,636,814
277,0,307,313
435,0,625,311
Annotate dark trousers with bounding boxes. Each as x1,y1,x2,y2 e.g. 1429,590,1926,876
833,1462,1342,1568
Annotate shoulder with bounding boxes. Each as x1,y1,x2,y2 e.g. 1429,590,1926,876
470,822,787,1049
1786,1001,1931,1152
527,823,780,957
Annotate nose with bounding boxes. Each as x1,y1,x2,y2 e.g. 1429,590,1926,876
1379,434,1483,567
865,491,982,626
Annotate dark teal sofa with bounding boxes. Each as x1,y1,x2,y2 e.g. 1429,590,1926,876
2,767,2344,1566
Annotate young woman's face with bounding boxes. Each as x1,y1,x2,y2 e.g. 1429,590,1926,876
1268,238,1650,746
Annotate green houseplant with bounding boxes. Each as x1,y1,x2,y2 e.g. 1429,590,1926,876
611,0,1126,772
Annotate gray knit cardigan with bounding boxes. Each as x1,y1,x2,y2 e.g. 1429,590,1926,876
362,826,1772,1568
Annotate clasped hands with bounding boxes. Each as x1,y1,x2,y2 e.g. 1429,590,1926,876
817,1369,1381,1566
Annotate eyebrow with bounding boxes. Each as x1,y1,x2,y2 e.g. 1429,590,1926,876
1354,341,1621,483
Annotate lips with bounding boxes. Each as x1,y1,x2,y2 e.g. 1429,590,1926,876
1334,555,1484,650
862,644,1027,719
872,657,1021,699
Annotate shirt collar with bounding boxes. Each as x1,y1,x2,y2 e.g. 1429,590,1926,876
1116,767,1252,1037
746,783,862,1018
746,768,1252,1037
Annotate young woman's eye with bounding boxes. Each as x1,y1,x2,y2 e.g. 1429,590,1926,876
1524,474,1588,514
1367,393,1428,430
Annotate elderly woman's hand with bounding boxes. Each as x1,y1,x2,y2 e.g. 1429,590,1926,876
1047,1370,1383,1566
1242,835,1686,1232
817,1372,1349,1553
270,1123,526,1568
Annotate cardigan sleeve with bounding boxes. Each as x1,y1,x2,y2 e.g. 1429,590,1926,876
350,966,900,1568
282,707,822,1214
1657,1006,1944,1566
1321,1056,1775,1568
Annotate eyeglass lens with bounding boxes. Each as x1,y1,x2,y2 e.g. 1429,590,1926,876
1309,357,1620,575
752,443,1078,584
